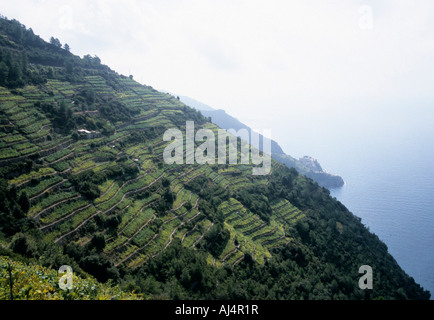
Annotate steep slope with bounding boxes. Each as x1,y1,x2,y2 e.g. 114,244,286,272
177,97,344,189
0,17,430,300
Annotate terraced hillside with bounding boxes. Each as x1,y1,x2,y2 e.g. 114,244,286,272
0,17,430,300
0,72,302,269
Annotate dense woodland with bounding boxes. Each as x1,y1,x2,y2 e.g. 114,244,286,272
0,17,430,300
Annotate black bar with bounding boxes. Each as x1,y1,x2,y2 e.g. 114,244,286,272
0,300,431,318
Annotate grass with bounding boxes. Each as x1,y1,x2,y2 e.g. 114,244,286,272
94,181,119,205
19,145,41,155
40,199,89,225
104,235,129,254
28,191,79,217
0,148,20,159
45,149,73,163
271,199,305,226
96,188,124,212
20,120,50,135
21,176,64,200
9,168,56,186
50,161,70,172
7,140,30,152
44,205,97,243
1,134,26,144
118,194,159,230
27,129,50,140
122,208,155,238
72,160,97,174
131,226,156,247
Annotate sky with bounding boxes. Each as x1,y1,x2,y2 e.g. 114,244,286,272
2,0,434,159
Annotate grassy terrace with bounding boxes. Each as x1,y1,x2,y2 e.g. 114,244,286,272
40,199,89,225
121,208,156,240
85,76,115,97
8,168,56,187
109,191,207,268
45,148,73,163
271,199,305,227
45,79,78,97
22,176,65,200
216,195,295,262
28,191,80,217
49,162,168,246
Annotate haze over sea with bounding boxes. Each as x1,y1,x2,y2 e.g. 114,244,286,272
272,98,434,298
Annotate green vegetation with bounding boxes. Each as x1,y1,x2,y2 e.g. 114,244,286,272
0,16,430,300
0,255,140,300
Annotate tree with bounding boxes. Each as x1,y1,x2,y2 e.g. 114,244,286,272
9,233,38,258
50,36,61,48
65,60,74,73
106,215,121,232
83,55,101,67
7,60,23,86
80,254,112,282
89,233,106,252
72,132,79,141
0,61,9,86
64,43,70,52
201,223,230,257
18,191,29,213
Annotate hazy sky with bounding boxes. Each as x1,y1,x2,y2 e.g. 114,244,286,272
2,0,434,158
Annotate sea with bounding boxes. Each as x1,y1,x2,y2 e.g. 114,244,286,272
271,99,434,298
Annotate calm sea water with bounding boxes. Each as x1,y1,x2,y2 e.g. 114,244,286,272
273,100,434,298
329,142,434,298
